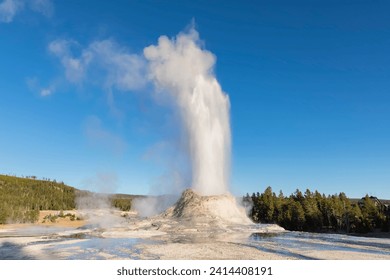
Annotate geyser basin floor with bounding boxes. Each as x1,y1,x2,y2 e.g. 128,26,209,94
1,225,390,260
1,213,390,259
0,190,387,260
1,190,390,260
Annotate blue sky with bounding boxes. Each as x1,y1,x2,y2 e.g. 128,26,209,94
0,0,389,198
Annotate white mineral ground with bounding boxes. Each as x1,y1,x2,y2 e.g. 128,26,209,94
1,189,389,260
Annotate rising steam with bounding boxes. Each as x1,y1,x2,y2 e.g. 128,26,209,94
144,28,231,196
48,25,232,197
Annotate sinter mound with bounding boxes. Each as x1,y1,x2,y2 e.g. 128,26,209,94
162,189,252,225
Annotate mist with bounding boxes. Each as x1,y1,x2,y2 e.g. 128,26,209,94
144,27,231,196
76,172,123,228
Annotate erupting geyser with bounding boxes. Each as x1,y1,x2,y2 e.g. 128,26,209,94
139,27,260,228
144,28,230,196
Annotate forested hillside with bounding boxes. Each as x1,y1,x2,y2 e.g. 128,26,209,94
0,174,76,223
0,174,134,224
245,187,390,234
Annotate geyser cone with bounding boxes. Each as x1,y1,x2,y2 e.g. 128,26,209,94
163,189,252,225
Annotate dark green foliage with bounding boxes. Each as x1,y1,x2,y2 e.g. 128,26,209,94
111,198,132,211
44,214,58,223
42,212,79,223
245,186,389,234
0,174,136,224
0,174,76,223
358,195,387,233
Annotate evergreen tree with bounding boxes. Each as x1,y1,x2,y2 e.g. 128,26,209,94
245,185,388,234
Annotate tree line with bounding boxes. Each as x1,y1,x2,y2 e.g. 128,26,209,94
0,174,132,224
244,187,389,234
0,174,77,223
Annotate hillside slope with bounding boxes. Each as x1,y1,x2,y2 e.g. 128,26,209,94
0,174,136,224
0,174,77,223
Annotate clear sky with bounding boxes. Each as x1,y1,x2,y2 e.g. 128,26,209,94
0,0,389,198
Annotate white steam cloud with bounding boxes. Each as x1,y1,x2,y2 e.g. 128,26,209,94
29,0,53,17
48,26,231,197
144,28,231,195
48,39,146,116
48,39,146,90
0,0,22,23
26,76,56,97
77,172,123,228
48,39,91,84
0,0,53,23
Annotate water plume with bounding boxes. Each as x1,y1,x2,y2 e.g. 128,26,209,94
144,27,231,195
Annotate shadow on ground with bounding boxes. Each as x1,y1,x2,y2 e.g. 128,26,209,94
0,242,35,260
